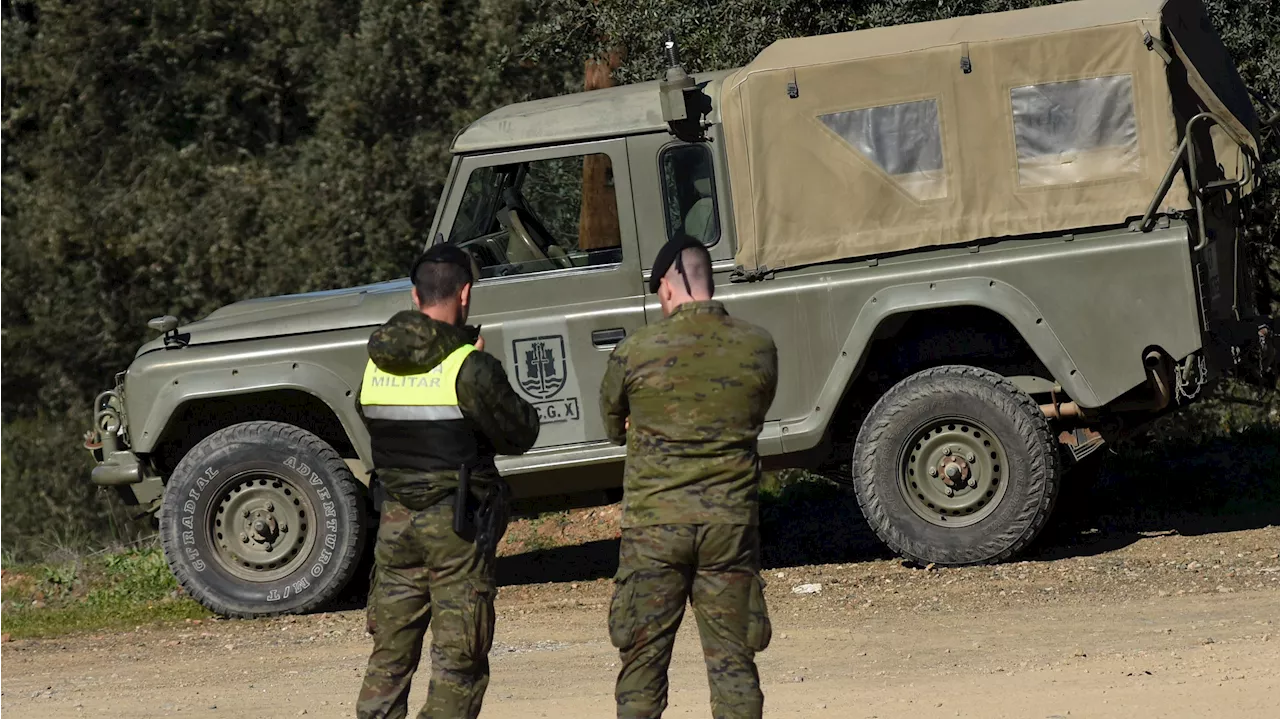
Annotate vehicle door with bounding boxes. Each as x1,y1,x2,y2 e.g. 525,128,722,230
627,129,810,425
435,138,645,449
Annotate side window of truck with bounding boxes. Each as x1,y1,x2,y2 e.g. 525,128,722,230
660,144,720,246
1010,74,1140,187
448,153,623,280
819,99,948,202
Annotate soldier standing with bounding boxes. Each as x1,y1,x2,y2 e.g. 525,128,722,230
599,237,779,719
357,245,540,719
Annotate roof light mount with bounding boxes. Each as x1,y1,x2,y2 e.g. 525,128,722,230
659,31,712,143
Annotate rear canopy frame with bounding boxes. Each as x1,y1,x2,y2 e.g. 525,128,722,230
719,0,1259,273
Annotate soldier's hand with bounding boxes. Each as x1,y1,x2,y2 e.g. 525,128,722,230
475,335,486,352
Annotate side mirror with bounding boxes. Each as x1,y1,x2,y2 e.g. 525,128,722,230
148,315,189,348
148,315,179,333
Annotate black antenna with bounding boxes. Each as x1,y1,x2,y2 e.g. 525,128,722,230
664,30,681,68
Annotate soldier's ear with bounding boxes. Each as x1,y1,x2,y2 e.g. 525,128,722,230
411,286,423,309
656,276,671,303
459,282,472,309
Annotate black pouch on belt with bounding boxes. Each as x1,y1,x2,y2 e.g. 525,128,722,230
474,482,509,554
452,464,476,539
369,471,387,515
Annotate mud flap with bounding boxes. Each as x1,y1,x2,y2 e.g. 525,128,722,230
1059,427,1106,463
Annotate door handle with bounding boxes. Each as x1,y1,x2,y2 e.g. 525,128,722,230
592,328,627,347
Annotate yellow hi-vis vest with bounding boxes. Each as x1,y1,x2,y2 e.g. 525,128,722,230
360,344,479,473
359,344,477,420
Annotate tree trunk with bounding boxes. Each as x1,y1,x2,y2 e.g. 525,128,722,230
578,49,624,251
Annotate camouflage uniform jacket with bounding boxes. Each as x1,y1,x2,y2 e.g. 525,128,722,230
357,310,540,511
600,300,778,528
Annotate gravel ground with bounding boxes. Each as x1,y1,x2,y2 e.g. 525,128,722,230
3,521,1278,718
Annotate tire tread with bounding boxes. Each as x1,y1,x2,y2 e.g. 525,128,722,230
852,365,1060,566
159,421,365,618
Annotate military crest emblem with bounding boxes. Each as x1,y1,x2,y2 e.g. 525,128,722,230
513,335,568,400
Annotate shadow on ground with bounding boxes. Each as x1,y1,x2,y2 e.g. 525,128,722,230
758,424,1280,567
490,426,1280,586
494,476,890,587
498,539,621,586
1028,425,1280,561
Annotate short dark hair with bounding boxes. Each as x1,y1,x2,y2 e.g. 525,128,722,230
673,246,712,296
411,246,473,305
649,235,713,294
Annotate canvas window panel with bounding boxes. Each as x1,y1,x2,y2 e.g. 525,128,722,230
1011,75,1140,187
819,99,947,201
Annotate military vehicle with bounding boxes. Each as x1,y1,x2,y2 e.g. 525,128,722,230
86,0,1275,617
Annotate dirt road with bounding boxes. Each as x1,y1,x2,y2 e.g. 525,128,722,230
4,522,1278,718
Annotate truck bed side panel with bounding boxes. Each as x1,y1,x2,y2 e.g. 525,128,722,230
712,224,1200,452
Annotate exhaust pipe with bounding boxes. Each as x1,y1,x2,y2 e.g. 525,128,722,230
1040,350,1173,420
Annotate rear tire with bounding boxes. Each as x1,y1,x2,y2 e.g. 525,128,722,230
160,421,368,617
852,366,1060,565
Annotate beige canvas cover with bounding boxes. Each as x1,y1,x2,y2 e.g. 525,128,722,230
721,0,1258,271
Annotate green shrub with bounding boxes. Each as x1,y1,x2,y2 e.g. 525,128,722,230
1,415,152,563
1,546,209,639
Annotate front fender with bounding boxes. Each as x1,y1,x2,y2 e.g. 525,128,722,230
125,328,373,464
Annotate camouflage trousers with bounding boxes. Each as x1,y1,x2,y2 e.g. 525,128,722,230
609,523,772,719
357,497,506,719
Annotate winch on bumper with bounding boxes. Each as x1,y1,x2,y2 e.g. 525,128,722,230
85,386,160,508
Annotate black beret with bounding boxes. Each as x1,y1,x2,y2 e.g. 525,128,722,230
649,235,709,293
411,244,474,284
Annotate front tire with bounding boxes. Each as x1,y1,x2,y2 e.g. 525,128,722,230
852,366,1060,565
160,421,368,617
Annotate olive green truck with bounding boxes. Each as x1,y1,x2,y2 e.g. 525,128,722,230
86,0,1276,617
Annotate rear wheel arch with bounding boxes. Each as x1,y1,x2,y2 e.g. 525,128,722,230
861,306,1053,383
814,296,1073,479
840,280,1097,407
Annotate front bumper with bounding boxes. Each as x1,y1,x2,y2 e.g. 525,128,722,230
85,385,162,508
90,449,143,486
86,434,163,509
86,388,136,484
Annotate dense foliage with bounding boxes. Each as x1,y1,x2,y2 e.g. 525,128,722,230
2,0,1276,560
2,0,578,559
